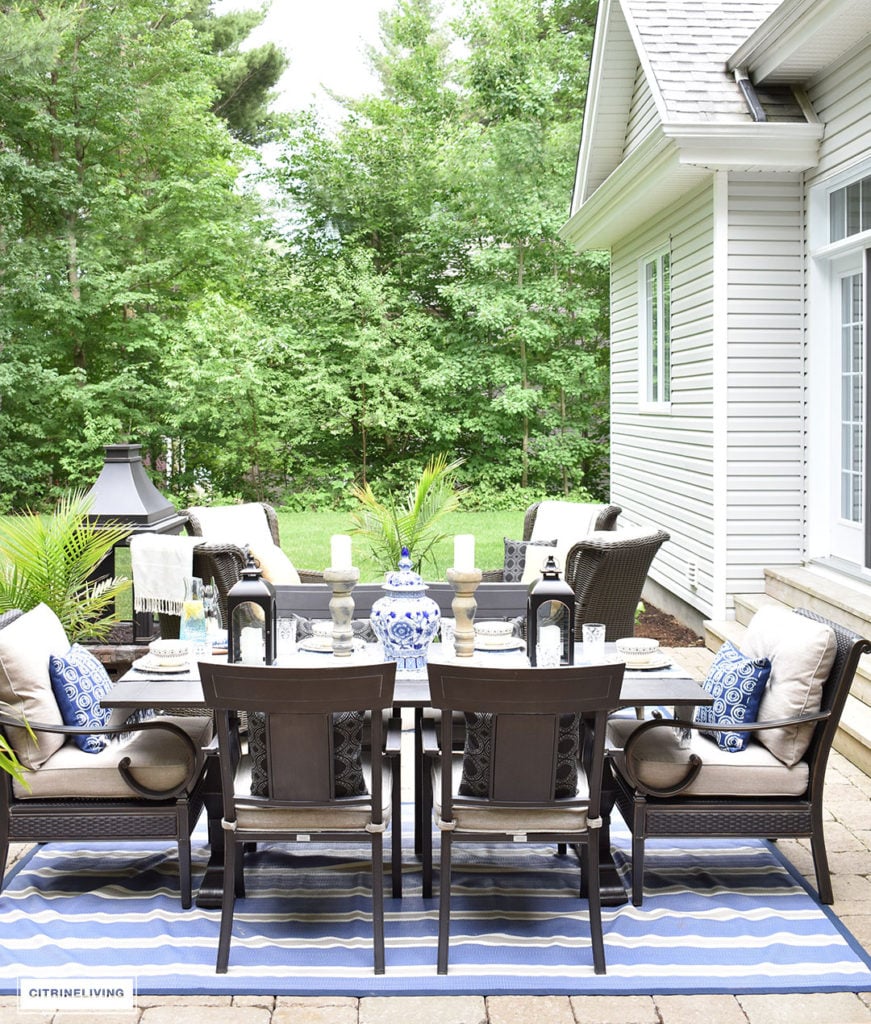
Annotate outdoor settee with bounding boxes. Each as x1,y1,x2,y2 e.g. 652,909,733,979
0,605,212,908
607,606,871,906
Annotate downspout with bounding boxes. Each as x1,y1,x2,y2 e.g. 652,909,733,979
734,68,767,122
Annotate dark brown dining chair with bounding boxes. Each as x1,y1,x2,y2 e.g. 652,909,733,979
607,608,871,906
198,659,400,974
421,660,625,975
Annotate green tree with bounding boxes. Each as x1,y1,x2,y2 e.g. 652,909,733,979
0,0,274,508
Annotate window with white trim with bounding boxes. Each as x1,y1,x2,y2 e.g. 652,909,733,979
641,248,671,403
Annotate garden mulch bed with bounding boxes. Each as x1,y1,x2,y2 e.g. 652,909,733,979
636,604,705,647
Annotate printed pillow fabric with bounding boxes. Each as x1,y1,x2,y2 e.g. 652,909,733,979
248,710,367,798
502,538,557,583
458,711,580,798
48,643,114,753
693,639,771,752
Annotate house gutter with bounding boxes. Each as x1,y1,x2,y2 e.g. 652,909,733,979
733,68,767,122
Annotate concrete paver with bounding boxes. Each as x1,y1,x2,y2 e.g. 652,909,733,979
360,995,486,1024
738,992,871,1023
568,994,659,1023
486,995,576,1024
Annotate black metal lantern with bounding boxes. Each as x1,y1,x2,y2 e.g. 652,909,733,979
227,555,277,665
526,555,575,666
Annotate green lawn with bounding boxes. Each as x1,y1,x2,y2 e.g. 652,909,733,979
276,510,524,582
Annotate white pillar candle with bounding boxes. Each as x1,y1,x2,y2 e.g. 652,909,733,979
330,534,352,570
453,534,475,572
540,624,561,652
240,626,264,665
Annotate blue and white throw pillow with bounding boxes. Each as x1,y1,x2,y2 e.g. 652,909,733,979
48,644,114,754
693,640,771,752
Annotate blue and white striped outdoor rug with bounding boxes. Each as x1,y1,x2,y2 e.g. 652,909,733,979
0,819,868,996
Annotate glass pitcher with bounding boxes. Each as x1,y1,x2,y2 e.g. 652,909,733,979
180,576,208,656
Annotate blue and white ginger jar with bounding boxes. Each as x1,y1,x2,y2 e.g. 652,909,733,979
370,548,440,675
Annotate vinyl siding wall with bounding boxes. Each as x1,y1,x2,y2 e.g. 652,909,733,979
805,41,871,188
724,173,806,600
610,181,717,616
609,173,805,620
623,64,658,157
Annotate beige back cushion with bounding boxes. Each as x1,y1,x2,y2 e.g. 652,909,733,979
0,604,69,769
530,501,606,573
248,542,301,585
743,606,837,767
187,503,275,550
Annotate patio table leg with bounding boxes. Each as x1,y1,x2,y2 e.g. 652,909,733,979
195,747,226,910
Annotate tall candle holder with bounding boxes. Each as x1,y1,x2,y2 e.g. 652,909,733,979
446,567,482,658
324,567,360,657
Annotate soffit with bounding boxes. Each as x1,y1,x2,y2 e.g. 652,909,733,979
728,0,871,85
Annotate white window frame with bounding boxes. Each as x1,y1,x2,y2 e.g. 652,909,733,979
808,157,871,566
638,245,671,409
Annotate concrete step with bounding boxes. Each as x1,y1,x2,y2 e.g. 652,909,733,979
764,564,871,639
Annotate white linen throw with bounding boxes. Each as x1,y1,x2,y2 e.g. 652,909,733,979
130,534,202,615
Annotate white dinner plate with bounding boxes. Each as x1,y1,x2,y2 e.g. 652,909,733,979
131,654,192,674
622,652,672,671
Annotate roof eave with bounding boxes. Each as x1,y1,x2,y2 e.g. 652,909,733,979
560,122,822,251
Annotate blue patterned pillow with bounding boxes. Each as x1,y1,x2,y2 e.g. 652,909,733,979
48,644,113,754
693,640,771,752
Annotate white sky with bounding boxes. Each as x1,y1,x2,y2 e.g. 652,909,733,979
212,0,391,114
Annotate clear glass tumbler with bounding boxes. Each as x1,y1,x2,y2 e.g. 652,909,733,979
582,622,606,663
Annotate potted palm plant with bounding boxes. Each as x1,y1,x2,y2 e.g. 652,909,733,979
349,454,465,579
0,489,132,643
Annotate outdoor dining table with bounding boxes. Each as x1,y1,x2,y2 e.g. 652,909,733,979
104,642,712,908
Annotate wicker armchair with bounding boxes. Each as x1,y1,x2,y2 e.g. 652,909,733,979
158,503,324,637
564,527,669,639
482,501,622,582
607,608,871,906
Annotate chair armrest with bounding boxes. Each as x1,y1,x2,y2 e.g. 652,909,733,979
384,715,402,756
0,713,203,801
420,714,440,758
619,710,831,798
297,569,325,583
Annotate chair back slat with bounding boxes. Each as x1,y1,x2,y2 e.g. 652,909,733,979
267,712,333,802
491,713,559,802
428,663,624,715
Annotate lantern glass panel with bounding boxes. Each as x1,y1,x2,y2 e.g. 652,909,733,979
233,602,267,664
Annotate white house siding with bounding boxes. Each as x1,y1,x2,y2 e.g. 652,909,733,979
724,173,806,604
622,63,658,157
804,41,871,188
609,180,717,618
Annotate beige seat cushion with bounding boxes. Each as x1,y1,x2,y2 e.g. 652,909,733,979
742,606,837,766
608,717,809,798
232,755,392,832
0,604,69,769
431,756,592,833
13,714,214,799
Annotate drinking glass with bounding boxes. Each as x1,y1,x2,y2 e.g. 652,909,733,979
276,616,298,657
536,641,561,668
180,576,208,657
440,618,456,657
582,622,606,663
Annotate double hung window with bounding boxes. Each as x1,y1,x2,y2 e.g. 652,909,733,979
641,248,671,405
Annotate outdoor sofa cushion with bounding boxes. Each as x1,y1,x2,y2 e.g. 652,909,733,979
530,500,611,570
437,755,591,833
12,714,214,800
607,717,810,798
743,605,837,766
235,753,391,831
186,503,301,584
0,603,69,769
